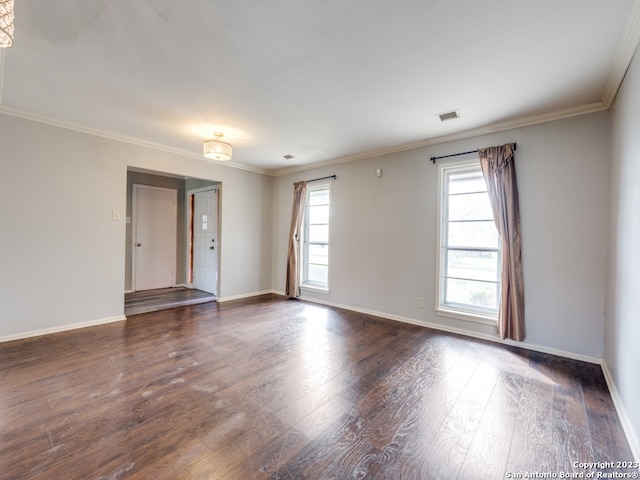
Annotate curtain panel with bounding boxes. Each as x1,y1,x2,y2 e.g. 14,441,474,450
478,143,525,341
285,181,307,297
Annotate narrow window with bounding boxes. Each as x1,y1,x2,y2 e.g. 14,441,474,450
302,182,330,290
437,162,501,322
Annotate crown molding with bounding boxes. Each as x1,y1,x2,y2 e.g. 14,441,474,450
1,2,637,179
0,99,608,179
0,106,272,176
601,0,640,107
272,101,607,176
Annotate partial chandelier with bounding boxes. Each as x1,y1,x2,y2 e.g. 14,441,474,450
0,0,14,48
203,132,232,161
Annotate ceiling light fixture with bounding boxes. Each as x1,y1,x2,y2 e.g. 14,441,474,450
203,132,232,161
0,0,14,48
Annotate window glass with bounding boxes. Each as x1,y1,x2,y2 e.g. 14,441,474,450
446,250,500,283
448,221,500,249
309,205,329,224
308,225,329,243
445,278,499,311
448,192,494,221
438,163,501,320
302,183,331,289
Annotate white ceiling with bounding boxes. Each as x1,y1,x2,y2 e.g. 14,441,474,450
1,0,639,174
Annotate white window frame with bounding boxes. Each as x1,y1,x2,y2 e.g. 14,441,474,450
435,159,501,325
301,181,331,292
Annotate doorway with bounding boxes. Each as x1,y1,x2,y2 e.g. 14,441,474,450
132,184,177,291
189,188,219,296
124,169,221,315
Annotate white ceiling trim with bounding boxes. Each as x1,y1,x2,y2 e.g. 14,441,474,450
273,101,607,177
1,1,636,177
0,105,272,176
602,0,640,106
0,99,610,178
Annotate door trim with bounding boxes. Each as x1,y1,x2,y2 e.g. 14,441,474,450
132,184,178,291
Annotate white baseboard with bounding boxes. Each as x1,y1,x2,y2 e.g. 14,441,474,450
216,289,278,303
279,291,602,364
0,315,127,344
601,362,640,461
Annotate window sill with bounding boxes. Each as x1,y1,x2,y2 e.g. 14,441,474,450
435,307,497,326
301,284,330,294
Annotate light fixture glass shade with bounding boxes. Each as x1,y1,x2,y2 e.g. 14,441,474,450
203,132,232,161
0,0,14,48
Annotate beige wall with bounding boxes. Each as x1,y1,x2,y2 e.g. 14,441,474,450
606,47,640,458
0,113,273,340
273,112,610,359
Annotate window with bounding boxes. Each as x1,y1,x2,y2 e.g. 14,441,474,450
437,161,501,323
302,182,331,290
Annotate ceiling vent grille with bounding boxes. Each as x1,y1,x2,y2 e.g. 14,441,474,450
438,110,460,122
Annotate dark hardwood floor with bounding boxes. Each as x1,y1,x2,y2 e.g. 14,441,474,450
125,287,216,316
0,295,634,479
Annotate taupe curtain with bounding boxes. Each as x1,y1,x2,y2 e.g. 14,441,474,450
478,143,525,341
285,181,307,297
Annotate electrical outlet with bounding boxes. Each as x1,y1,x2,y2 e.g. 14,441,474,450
417,297,424,308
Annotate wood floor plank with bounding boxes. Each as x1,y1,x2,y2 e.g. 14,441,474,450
406,354,499,479
0,294,634,479
476,370,525,441
363,336,486,479
266,413,380,480
579,363,635,466
275,380,354,438
507,352,556,472
550,357,595,472
457,430,511,480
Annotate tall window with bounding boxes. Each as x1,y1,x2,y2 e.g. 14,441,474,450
437,162,501,322
302,182,330,290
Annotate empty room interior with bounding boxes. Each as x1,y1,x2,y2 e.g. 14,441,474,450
1,1,640,479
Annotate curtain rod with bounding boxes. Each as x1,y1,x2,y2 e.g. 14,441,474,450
296,174,336,184
430,143,516,164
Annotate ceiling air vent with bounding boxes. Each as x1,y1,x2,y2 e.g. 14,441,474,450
438,110,460,122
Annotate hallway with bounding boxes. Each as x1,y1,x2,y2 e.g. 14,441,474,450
124,287,215,316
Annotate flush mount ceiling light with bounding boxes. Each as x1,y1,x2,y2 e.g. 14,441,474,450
0,0,14,48
203,132,232,161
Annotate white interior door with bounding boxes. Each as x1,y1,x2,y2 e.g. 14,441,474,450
133,185,177,291
192,189,218,295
